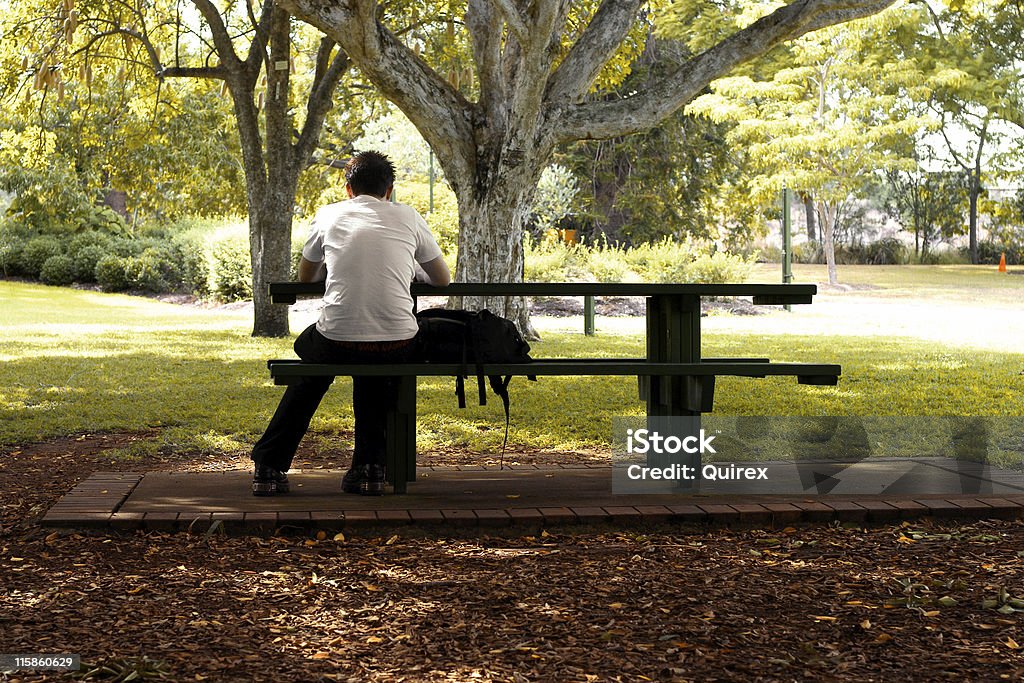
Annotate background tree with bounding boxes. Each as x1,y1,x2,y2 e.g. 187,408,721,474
5,0,353,336
686,5,930,284
277,0,897,336
557,38,761,248
884,165,968,259
917,0,1024,264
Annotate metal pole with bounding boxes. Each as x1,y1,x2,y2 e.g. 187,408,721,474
782,187,793,311
584,295,595,336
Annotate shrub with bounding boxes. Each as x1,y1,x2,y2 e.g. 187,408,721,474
72,245,108,282
686,252,755,284
861,238,903,265
0,232,26,276
923,248,968,265
584,243,634,283
21,236,64,277
791,241,823,264
129,247,183,292
210,238,252,301
109,237,141,258
173,234,210,297
95,255,131,291
80,205,129,236
524,238,589,282
976,239,1022,266
68,231,114,255
39,254,76,286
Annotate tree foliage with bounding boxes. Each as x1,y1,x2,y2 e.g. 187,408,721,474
685,2,931,283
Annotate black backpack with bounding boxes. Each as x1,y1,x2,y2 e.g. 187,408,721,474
414,307,536,461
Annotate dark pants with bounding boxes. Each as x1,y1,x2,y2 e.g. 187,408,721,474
251,324,416,472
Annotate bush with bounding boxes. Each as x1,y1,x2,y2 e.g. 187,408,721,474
524,238,590,282
583,243,636,283
923,248,968,265
863,238,909,265
129,247,183,292
21,236,64,277
95,255,131,291
68,231,114,255
173,234,211,297
976,239,1022,266
72,245,108,282
686,252,755,283
210,238,252,301
790,241,818,264
39,254,76,286
0,230,26,276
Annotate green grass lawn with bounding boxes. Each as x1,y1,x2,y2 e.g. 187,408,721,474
2,274,1022,463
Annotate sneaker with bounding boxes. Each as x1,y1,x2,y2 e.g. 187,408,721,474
361,464,386,496
341,467,365,494
252,464,290,496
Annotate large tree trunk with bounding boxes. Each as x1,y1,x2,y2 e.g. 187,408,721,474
249,196,295,337
449,158,544,340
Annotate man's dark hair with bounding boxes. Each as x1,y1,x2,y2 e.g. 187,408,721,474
344,151,396,198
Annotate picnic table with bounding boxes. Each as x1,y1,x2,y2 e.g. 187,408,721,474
268,282,840,492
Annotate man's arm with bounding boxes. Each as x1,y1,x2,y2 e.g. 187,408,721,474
298,257,327,283
418,256,451,287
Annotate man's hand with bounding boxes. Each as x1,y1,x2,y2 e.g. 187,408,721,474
418,256,451,287
298,257,327,283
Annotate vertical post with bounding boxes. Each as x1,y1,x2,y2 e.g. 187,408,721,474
782,187,793,312
583,295,595,335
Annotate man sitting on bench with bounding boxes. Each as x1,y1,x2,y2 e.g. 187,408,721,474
251,151,451,496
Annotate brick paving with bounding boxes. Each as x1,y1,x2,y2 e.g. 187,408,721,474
40,459,1024,533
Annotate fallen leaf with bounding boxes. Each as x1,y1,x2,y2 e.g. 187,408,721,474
1006,638,1021,650
333,532,346,542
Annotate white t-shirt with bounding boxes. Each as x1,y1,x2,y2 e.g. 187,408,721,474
302,195,443,342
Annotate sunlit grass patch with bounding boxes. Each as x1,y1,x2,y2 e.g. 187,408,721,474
1,277,1021,460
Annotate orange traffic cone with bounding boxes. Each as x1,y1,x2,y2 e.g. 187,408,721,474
998,252,1007,273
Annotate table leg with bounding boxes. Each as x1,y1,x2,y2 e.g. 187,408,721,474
645,295,703,490
645,294,701,416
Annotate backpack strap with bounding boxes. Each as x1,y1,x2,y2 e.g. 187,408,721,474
455,375,466,409
488,375,513,468
477,364,487,406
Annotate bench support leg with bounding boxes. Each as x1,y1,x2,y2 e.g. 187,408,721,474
386,376,417,494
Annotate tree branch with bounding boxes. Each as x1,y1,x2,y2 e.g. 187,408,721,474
545,0,644,104
190,0,242,69
276,0,475,185
467,0,504,116
161,66,227,79
244,0,275,75
556,0,897,142
296,45,349,166
489,0,529,46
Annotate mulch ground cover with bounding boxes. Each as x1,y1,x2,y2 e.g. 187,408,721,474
2,433,1023,682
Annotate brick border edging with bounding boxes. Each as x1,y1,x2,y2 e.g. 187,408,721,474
39,475,1024,533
